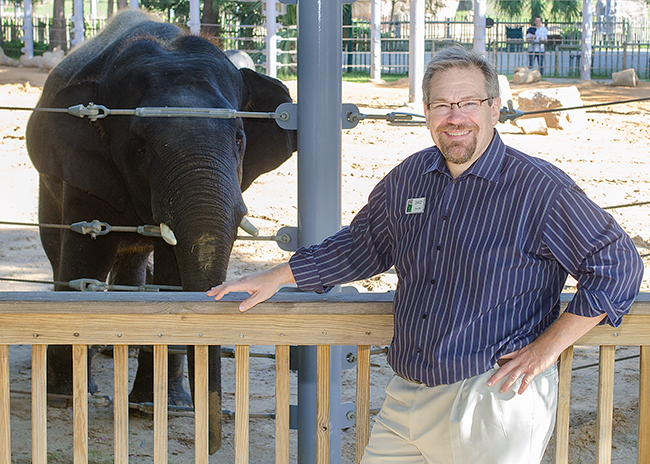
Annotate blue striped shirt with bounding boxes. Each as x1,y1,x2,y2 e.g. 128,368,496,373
289,131,643,386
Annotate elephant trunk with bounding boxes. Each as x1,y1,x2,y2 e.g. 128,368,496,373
151,153,246,291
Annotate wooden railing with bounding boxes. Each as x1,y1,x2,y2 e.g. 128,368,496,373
0,291,648,464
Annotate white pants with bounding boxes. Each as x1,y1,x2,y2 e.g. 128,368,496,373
361,364,558,464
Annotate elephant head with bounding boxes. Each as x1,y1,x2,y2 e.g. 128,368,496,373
27,24,297,291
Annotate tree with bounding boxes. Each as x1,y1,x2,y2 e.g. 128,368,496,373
492,0,581,22
51,0,67,51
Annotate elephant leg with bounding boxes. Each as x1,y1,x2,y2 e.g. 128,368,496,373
108,246,153,286
188,345,223,454
129,348,192,407
47,345,98,407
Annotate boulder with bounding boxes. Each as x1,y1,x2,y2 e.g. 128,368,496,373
20,54,45,68
0,48,20,67
516,86,587,130
498,74,513,107
224,49,256,70
42,48,65,70
516,117,548,135
512,68,541,84
612,68,638,87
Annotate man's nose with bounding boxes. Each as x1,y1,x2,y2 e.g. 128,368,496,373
446,105,467,122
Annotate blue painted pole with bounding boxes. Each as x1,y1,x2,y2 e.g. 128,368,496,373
296,0,345,462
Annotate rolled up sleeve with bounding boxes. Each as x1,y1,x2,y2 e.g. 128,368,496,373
542,185,644,326
289,178,395,293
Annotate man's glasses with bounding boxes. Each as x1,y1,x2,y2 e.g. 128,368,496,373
427,97,494,115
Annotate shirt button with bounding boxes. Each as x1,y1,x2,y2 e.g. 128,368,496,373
416,348,421,353
442,216,447,220
430,279,435,284
422,314,427,319
436,245,441,250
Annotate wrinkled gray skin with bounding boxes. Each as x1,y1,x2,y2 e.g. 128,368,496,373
26,10,296,453
225,49,256,71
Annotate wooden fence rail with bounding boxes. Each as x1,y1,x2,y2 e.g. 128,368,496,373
0,291,648,464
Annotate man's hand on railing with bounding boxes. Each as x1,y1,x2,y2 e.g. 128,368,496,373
207,263,296,312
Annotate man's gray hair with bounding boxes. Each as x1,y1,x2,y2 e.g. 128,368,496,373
421,46,500,105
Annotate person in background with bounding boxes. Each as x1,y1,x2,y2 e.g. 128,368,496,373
527,16,549,75
208,46,643,464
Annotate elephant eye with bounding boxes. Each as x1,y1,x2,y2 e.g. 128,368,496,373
235,129,245,152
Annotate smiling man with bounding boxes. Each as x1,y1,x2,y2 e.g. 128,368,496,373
208,46,643,463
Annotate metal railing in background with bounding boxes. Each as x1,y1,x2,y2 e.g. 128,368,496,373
0,15,648,78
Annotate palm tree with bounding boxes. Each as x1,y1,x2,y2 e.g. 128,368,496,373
492,0,581,22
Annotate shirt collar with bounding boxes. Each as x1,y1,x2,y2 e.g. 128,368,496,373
425,130,506,183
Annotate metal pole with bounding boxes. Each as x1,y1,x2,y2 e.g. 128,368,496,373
581,0,593,81
266,1,278,77
129,0,138,10
71,0,84,46
21,0,34,58
473,0,486,53
370,0,382,82
408,0,424,103
296,0,344,461
188,0,200,35
90,0,98,22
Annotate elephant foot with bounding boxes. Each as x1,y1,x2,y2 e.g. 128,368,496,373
47,345,98,408
129,348,192,409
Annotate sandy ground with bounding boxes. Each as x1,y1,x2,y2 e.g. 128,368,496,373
0,65,649,463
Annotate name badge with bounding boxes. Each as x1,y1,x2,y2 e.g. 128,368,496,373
405,197,426,214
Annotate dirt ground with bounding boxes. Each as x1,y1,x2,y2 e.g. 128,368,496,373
0,64,649,463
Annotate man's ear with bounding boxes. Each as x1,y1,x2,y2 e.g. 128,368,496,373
490,96,502,125
423,101,431,128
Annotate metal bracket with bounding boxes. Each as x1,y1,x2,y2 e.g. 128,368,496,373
276,226,298,252
342,103,360,129
275,102,297,130
341,346,357,370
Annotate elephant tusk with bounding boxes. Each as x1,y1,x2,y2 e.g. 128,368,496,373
239,217,259,237
160,223,178,245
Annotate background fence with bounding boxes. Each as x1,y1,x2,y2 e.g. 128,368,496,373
0,14,649,78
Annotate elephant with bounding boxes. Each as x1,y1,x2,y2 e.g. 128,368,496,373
25,9,297,453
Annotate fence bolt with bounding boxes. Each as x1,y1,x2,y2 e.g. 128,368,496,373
322,331,327,335
158,333,162,337
346,411,356,421
74,333,79,337
239,334,244,338
280,333,284,337
613,332,619,337
199,333,203,337
366,331,371,335
117,334,122,338
33,334,38,338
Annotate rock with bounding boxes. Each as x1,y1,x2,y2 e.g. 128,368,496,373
0,48,20,67
516,86,587,130
516,117,548,135
20,54,45,68
498,74,513,107
512,68,541,84
612,68,638,87
224,49,256,70
42,48,65,70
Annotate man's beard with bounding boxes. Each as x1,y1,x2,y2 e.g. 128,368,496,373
436,124,478,165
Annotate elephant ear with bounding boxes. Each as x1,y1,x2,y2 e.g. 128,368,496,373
239,68,298,192
27,81,130,212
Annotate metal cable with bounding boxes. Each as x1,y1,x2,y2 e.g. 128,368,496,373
0,104,290,122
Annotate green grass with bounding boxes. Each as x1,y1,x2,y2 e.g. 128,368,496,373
342,71,408,83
